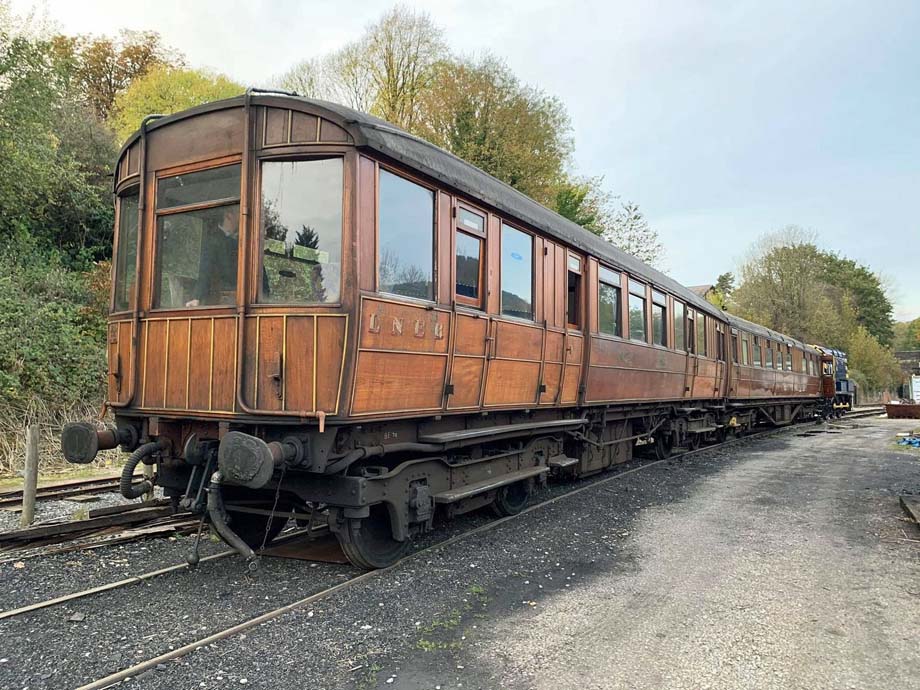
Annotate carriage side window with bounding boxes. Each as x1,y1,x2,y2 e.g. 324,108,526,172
567,254,582,328
800,350,807,373
113,191,139,312
687,310,695,354
715,322,725,361
673,300,685,351
753,337,762,367
731,332,739,364
696,312,707,357
378,169,434,300
455,206,485,306
598,267,621,336
500,224,533,320
786,347,793,371
765,343,774,368
259,158,343,304
741,333,750,365
651,290,667,346
154,163,241,309
628,280,648,343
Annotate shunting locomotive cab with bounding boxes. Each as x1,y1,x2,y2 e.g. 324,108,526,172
62,91,839,570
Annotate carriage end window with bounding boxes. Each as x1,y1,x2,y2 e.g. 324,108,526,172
113,191,139,312
260,158,343,304
628,280,647,343
379,169,434,301
599,267,621,336
154,163,242,309
500,224,533,320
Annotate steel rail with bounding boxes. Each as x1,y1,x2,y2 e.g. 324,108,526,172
72,416,861,690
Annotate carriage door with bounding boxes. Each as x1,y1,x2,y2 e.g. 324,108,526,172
558,251,585,404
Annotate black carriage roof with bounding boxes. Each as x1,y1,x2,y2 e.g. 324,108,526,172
121,91,815,351
723,312,817,352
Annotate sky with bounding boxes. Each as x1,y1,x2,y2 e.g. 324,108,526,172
12,0,920,320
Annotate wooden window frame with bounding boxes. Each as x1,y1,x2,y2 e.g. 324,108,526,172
651,289,668,348
376,163,438,304
499,221,535,322
454,201,487,309
150,157,243,313
566,250,583,329
687,309,695,354
598,265,622,337
628,277,648,344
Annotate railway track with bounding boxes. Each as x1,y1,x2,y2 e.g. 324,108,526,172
0,413,879,690
0,475,136,509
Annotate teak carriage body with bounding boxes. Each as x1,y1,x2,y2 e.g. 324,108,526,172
65,93,840,568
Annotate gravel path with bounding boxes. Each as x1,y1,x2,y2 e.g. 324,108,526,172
2,417,915,690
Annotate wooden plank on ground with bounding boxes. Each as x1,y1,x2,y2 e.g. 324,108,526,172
899,495,920,525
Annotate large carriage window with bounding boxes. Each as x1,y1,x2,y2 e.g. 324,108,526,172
628,280,647,343
741,333,750,365
696,312,707,357
113,191,139,312
673,301,685,351
765,344,773,368
598,267,621,336
651,290,667,346
154,163,241,309
500,224,533,319
753,338,762,367
379,169,434,300
260,159,342,304
785,347,793,371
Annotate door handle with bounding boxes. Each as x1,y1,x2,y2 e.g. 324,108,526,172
270,351,284,399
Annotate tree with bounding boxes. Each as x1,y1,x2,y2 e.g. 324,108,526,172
413,55,572,206
846,325,902,395
893,318,920,351
279,6,445,129
110,66,243,142
817,252,894,346
52,30,181,120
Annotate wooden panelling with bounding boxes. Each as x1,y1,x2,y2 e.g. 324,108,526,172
352,352,446,414
106,320,134,405
494,320,542,361
316,316,347,411
437,191,452,305
554,244,565,327
264,108,289,145
187,319,213,409
453,314,488,356
540,363,562,404
164,319,190,409
147,108,243,171
357,156,377,292
291,112,318,143
447,356,484,409
359,298,450,354
211,318,237,411
320,119,350,143
585,338,686,402
483,360,542,406
141,320,167,408
283,317,315,412
255,316,284,410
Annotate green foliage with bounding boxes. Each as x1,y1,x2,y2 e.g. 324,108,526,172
731,230,900,393
0,242,108,411
893,318,920,351
414,55,572,207
705,272,735,309
111,66,243,142
0,22,118,264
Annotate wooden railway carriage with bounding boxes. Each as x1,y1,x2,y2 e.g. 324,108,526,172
62,90,830,568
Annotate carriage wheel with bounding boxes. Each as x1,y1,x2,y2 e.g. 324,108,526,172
685,433,701,451
654,433,674,460
226,504,290,550
338,503,412,570
492,479,532,517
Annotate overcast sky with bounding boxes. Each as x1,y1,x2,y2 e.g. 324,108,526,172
14,0,920,320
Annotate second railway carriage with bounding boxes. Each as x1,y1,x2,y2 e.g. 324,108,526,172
62,90,830,569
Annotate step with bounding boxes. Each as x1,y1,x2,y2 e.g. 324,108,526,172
434,466,548,504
